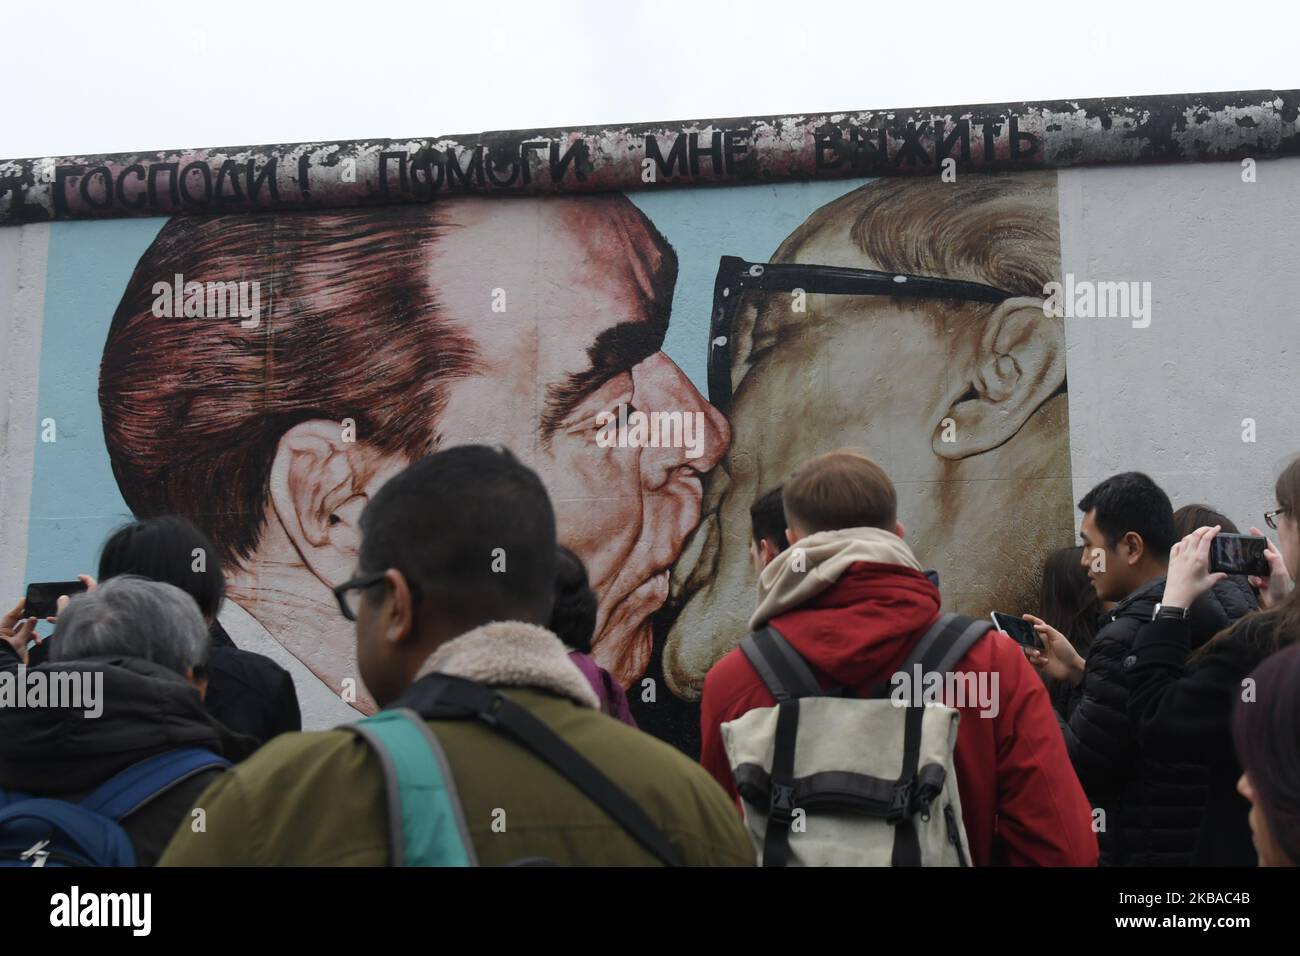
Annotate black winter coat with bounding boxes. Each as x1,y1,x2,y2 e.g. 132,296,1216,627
1059,576,1255,866
0,643,259,864
1128,608,1280,866
204,622,301,745
28,620,301,747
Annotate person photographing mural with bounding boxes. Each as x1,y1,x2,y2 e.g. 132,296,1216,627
1020,472,1268,865
1024,476,1227,868
0,577,257,865
1124,456,1299,865
95,516,302,745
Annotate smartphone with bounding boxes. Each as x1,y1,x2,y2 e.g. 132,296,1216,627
1208,534,1270,577
23,580,88,619
991,612,1043,650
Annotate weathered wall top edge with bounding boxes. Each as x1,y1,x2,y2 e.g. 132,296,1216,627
2,88,1295,227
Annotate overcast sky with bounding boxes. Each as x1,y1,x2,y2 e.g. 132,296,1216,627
4,0,1298,159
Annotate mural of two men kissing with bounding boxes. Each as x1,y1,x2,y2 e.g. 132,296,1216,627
99,172,1073,754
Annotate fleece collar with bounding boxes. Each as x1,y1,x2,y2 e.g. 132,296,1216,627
424,621,599,709
750,526,923,630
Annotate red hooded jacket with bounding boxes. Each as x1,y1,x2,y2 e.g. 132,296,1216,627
699,561,1098,866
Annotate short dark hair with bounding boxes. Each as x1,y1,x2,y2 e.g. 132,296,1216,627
1233,642,1300,865
784,450,897,535
358,445,557,629
1173,503,1240,539
549,546,597,654
98,515,225,621
749,485,789,552
1077,471,1176,560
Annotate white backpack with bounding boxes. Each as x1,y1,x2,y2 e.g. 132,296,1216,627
721,613,986,867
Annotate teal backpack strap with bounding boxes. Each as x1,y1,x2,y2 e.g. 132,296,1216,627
347,708,477,867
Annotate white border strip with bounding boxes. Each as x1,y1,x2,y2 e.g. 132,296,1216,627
0,222,51,602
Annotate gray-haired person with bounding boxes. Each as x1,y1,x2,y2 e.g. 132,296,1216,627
0,577,258,865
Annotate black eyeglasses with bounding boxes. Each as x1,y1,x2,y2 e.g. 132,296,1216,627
333,571,392,621
707,255,1018,415
1265,507,1290,531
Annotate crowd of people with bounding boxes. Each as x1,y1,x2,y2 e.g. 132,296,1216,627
1,443,1296,867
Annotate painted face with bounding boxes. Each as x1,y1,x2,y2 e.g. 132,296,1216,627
663,207,1072,699
431,198,729,687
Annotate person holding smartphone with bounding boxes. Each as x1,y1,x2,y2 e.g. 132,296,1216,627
1125,457,1299,865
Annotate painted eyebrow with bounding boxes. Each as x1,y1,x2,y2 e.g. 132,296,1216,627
540,318,668,442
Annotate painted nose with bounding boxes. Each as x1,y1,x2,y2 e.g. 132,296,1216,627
631,353,731,570
633,352,730,487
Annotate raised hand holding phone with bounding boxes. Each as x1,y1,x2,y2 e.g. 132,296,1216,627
1020,613,1086,686
54,575,97,616
1246,526,1292,610
1162,526,1226,609
23,575,95,621
0,599,39,666
991,611,1043,649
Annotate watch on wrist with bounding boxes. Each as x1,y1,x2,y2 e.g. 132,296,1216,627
1152,603,1190,621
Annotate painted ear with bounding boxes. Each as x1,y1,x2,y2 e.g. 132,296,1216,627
932,296,1064,460
268,419,398,588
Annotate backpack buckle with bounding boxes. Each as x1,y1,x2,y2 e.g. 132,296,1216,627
20,839,50,868
887,782,913,825
769,782,796,821
479,695,504,728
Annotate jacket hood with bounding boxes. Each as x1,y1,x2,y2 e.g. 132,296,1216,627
0,655,258,795
750,527,923,630
749,528,940,689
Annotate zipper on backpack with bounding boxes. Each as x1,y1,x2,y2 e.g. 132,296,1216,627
943,805,968,867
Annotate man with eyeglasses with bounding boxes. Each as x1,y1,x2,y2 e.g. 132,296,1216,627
663,172,1074,704
161,445,754,867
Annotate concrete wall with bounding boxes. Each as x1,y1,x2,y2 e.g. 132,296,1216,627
1,105,1296,752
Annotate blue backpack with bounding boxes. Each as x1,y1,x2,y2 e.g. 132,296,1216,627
0,748,230,867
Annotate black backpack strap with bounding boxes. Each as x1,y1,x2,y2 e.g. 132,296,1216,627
909,613,989,677
397,674,683,867
891,692,928,866
740,624,822,701
760,698,802,867
889,613,988,866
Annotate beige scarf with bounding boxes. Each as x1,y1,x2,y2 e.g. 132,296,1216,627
750,526,924,630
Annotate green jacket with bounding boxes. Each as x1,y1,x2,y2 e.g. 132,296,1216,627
161,685,754,866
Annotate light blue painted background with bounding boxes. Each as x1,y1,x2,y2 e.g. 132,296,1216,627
25,179,865,586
